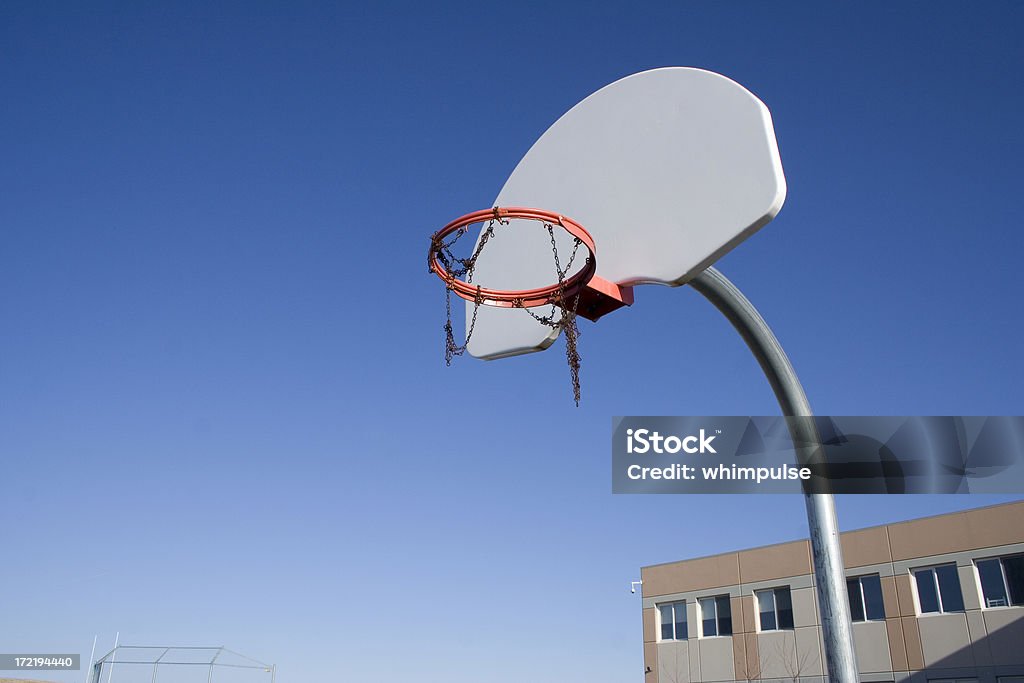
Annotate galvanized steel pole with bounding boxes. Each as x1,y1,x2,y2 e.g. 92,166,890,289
689,266,860,683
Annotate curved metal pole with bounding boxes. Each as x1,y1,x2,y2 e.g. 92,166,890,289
689,266,860,683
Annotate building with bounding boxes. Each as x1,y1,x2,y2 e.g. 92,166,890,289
639,500,1024,683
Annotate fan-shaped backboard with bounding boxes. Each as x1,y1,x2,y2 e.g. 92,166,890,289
466,67,786,360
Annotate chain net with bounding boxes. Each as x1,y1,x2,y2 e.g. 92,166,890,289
429,210,586,405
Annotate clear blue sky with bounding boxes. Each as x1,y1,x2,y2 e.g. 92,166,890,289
2,2,1022,682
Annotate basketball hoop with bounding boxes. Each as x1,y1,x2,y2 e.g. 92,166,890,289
428,207,633,405
429,207,598,308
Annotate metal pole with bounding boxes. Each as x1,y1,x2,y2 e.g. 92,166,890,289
689,266,860,683
208,646,222,683
106,633,119,683
85,636,97,683
152,647,168,683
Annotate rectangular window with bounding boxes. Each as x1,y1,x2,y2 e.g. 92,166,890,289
846,574,885,621
913,565,965,614
658,601,687,641
698,595,733,637
977,555,1024,608
755,587,794,631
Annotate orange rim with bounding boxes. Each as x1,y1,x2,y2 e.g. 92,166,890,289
428,207,597,309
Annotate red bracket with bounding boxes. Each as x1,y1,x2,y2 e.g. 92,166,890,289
575,276,634,321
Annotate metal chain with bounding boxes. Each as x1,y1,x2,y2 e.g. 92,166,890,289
443,283,483,365
520,223,585,405
433,216,504,363
548,223,583,405
432,216,501,283
433,212,588,405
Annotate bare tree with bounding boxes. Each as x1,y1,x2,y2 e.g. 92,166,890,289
774,633,813,683
657,643,688,683
732,596,761,683
734,635,762,682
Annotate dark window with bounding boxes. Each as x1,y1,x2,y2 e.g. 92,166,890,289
914,568,940,613
756,587,793,631
978,559,1008,607
757,589,776,631
847,575,885,622
659,601,687,641
936,564,964,612
660,604,674,640
847,578,865,622
700,597,717,636
716,595,733,636
914,565,964,614
776,586,794,629
978,555,1024,608
675,602,687,640
698,595,733,637
862,574,885,620
1006,555,1024,605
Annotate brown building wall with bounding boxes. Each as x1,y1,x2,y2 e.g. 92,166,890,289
640,501,1024,682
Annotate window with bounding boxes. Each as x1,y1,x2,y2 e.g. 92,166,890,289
698,595,733,637
755,587,794,631
846,574,885,621
913,565,964,614
658,601,687,641
977,555,1024,608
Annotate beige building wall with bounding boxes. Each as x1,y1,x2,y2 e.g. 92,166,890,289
640,501,1024,683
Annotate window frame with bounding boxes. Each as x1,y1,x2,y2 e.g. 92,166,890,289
754,586,794,632
657,600,688,642
975,553,1024,609
697,594,733,638
912,564,965,615
846,573,885,622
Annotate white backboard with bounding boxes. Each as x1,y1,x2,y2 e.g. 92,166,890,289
466,67,786,360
